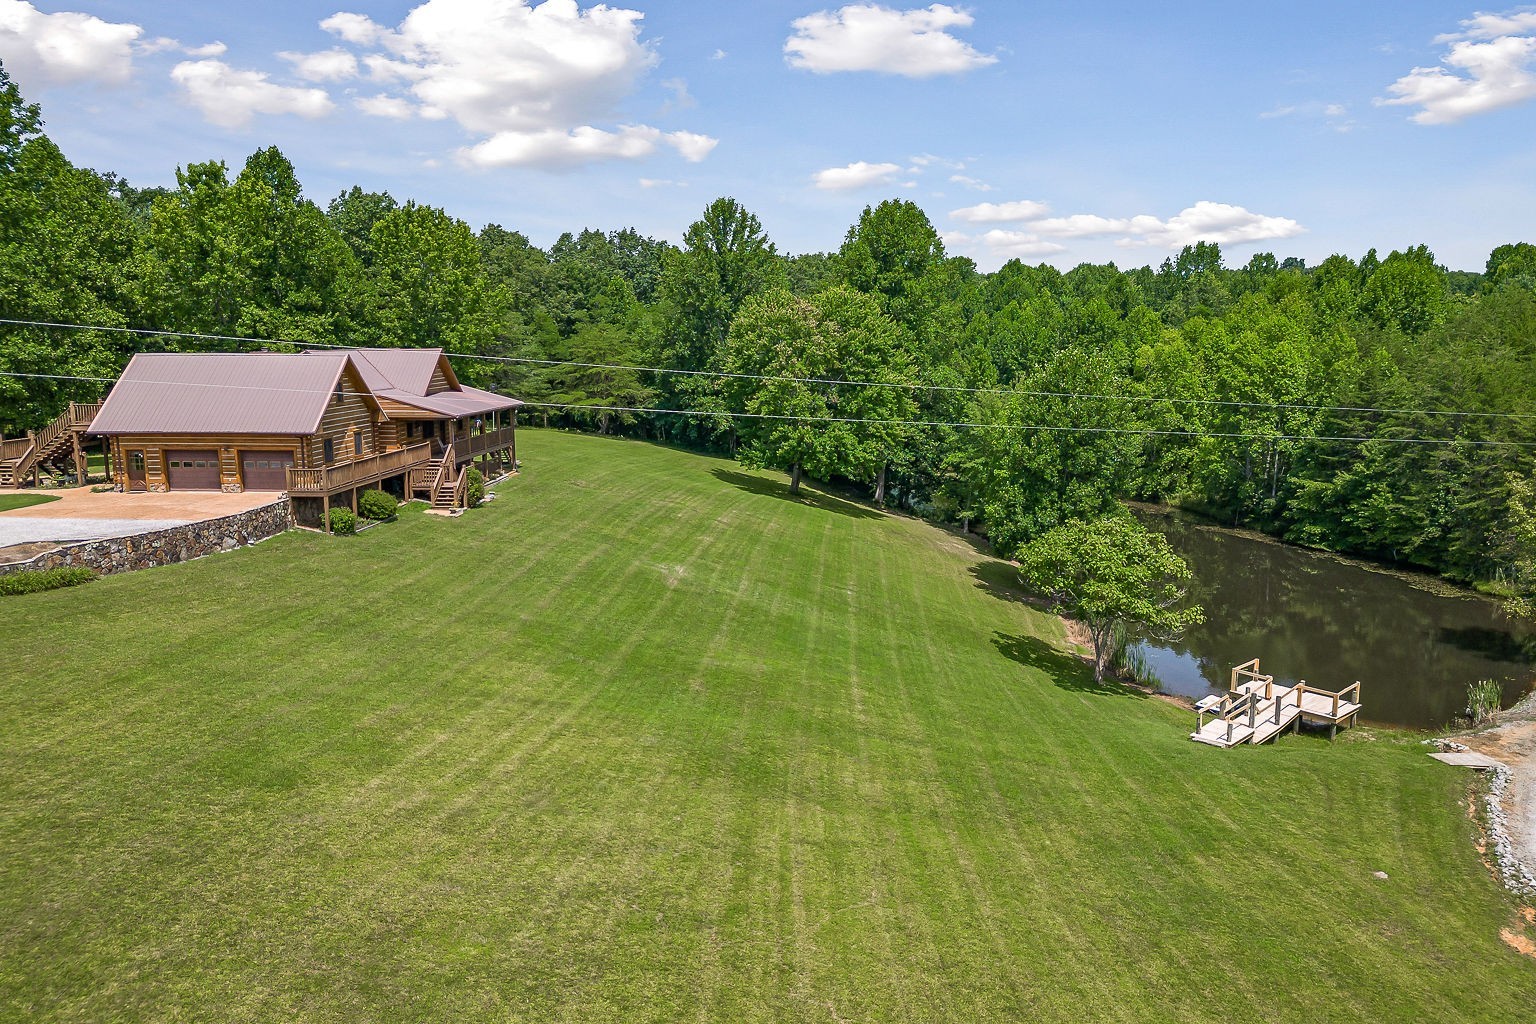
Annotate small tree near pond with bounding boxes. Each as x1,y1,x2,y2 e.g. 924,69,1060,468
1016,515,1205,683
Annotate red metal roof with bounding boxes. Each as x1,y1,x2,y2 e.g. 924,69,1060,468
343,348,449,396
379,385,523,417
90,353,355,435
90,348,521,436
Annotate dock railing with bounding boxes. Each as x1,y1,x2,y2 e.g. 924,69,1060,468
1196,690,1261,745
1230,658,1270,691
1294,680,1362,721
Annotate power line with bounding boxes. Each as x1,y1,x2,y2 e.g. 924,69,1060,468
5,316,1535,423
5,368,1534,448
514,401,1536,448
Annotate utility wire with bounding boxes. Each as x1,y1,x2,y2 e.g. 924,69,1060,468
7,367,1523,449
513,401,1536,448
5,316,1535,423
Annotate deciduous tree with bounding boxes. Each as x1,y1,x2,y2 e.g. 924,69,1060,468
1017,515,1204,683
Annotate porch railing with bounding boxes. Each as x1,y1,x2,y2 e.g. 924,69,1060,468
286,443,433,495
450,423,516,463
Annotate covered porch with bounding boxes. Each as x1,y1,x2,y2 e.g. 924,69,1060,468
399,408,520,510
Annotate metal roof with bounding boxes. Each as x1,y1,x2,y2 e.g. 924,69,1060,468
343,348,455,395
91,348,520,436
90,353,354,435
379,385,523,417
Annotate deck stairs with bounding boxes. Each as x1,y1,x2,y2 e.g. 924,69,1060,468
0,402,100,488
412,452,465,511
1191,659,1362,748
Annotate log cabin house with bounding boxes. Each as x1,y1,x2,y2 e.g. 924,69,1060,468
87,348,522,528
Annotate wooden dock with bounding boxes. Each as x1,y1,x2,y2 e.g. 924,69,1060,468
1191,659,1362,748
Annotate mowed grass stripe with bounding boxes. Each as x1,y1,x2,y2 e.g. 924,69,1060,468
1,429,1532,1022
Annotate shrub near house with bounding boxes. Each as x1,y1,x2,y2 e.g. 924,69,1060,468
358,489,398,521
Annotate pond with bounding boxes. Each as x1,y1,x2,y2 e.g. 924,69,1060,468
1130,508,1536,729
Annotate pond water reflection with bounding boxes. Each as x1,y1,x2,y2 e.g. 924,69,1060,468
1131,509,1536,729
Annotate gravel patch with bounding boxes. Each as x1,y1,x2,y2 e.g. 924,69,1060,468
0,517,193,546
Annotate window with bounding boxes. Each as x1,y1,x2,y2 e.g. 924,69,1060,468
130,452,145,472
323,437,336,464
353,428,365,457
334,377,344,403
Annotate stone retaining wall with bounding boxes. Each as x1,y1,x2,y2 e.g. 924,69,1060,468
0,500,294,577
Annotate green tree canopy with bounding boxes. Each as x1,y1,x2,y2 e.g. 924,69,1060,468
657,197,784,377
366,201,502,356
1017,515,1205,682
718,286,916,496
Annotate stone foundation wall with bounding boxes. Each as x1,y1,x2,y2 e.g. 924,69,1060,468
0,500,294,577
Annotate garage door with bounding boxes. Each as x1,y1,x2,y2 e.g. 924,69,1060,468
165,450,221,490
240,450,295,491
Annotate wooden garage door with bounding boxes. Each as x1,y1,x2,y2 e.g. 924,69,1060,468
165,450,221,490
240,451,295,491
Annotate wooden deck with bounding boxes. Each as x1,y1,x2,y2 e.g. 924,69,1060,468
450,423,516,464
285,443,433,495
1191,660,1362,748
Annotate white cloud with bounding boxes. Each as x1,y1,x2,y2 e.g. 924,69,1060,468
460,125,716,169
668,130,719,162
947,200,1303,261
785,3,997,77
1379,9,1536,124
660,76,695,110
711,48,728,60
361,54,418,82
1116,202,1305,249
137,37,226,58
356,93,416,119
0,0,141,86
814,160,904,189
278,47,359,82
639,177,688,188
949,174,991,191
945,229,1065,259
170,60,335,129
1434,9,1536,43
320,11,386,47
1031,214,1138,238
136,37,180,56
909,152,965,169
319,0,715,169
949,199,1051,223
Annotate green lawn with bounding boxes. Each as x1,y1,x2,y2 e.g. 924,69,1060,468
2,430,1531,1021
0,492,60,512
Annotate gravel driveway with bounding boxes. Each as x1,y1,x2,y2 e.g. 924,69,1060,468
0,517,193,547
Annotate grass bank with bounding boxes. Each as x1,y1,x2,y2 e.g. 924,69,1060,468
1,430,1531,1021
0,492,60,512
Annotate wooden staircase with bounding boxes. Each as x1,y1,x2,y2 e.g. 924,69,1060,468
410,451,466,511
0,402,100,488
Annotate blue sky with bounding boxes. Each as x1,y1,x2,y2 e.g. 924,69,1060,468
3,1,1534,271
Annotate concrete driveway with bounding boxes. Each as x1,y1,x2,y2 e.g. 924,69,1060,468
0,486,282,547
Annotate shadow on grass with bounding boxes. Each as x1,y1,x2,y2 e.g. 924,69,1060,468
710,469,884,520
991,631,1148,700
970,560,1034,604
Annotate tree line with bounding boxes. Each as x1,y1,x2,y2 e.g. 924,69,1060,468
5,62,1536,591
